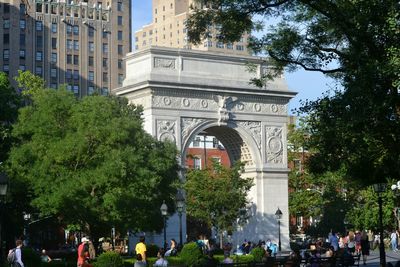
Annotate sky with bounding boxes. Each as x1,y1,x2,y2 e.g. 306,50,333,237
131,0,336,115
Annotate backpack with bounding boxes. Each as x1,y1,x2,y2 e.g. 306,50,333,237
7,248,16,264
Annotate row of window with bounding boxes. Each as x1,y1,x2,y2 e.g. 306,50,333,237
154,3,174,15
204,41,245,51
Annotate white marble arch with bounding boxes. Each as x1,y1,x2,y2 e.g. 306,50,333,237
113,47,296,250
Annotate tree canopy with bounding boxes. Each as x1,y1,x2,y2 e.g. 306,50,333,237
6,72,180,238
0,72,21,164
184,162,253,244
187,0,400,184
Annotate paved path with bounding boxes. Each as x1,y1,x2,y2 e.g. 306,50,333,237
364,249,400,267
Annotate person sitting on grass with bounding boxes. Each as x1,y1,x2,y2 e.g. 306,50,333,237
134,253,146,267
154,248,168,267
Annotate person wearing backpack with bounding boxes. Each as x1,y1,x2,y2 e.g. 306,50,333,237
8,239,24,267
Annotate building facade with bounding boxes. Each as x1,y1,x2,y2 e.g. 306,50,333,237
134,0,249,55
0,0,131,96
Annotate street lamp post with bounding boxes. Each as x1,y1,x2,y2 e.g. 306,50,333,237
0,173,8,264
373,183,386,267
275,207,283,252
176,191,185,247
160,201,168,250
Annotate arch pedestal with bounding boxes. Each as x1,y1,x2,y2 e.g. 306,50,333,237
114,47,296,249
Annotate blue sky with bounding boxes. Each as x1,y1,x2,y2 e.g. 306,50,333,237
131,0,336,114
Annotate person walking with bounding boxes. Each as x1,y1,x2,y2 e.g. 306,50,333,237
77,237,92,267
8,239,24,267
360,231,370,265
390,230,398,251
135,236,147,264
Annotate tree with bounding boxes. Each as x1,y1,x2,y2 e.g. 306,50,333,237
187,0,400,184
0,72,21,164
184,162,253,247
6,75,180,238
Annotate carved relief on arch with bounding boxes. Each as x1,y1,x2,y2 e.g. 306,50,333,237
157,120,176,144
181,117,207,148
265,126,283,164
236,121,262,151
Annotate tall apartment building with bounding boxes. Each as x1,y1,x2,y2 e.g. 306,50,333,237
0,0,131,97
135,0,248,55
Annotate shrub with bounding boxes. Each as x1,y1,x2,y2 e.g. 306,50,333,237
94,251,124,267
250,247,265,262
179,242,203,267
146,244,160,258
22,247,41,267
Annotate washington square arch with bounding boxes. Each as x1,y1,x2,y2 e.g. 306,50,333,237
113,47,296,250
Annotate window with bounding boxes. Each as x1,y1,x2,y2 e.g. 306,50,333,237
102,58,108,68
4,34,10,44
73,25,79,35
66,69,72,79
51,68,57,78
103,43,108,53
204,40,212,47
74,40,79,50
36,3,42,12
20,4,26,15
102,31,108,38
20,20,26,29
216,42,224,48
51,23,57,33
88,86,95,95
88,71,94,81
102,87,108,96
118,31,123,40
73,70,79,80
212,157,221,164
89,56,94,66
51,83,57,89
193,137,201,147
35,66,43,76
73,55,79,65
36,36,43,47
154,8,157,14
36,21,43,31
118,45,123,55
19,65,26,71
73,85,79,94
51,53,57,63
67,39,73,50
67,25,72,34
236,45,244,51
117,2,122,11
3,65,9,73
194,157,201,170
212,138,219,148
67,84,72,91
4,3,10,13
142,31,146,38
67,54,72,64
118,16,122,25
88,27,94,37
36,51,43,61
118,74,123,85
3,19,10,29
226,43,233,49
19,50,25,59
135,36,139,42
52,38,57,49
89,42,94,52
118,59,122,69
3,49,10,60
103,72,108,83
20,34,25,46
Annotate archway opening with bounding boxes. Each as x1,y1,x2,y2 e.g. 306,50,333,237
183,125,256,242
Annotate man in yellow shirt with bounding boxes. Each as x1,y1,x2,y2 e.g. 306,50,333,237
135,236,147,263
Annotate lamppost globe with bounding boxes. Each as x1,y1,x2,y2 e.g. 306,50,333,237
275,208,283,220
160,201,168,250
